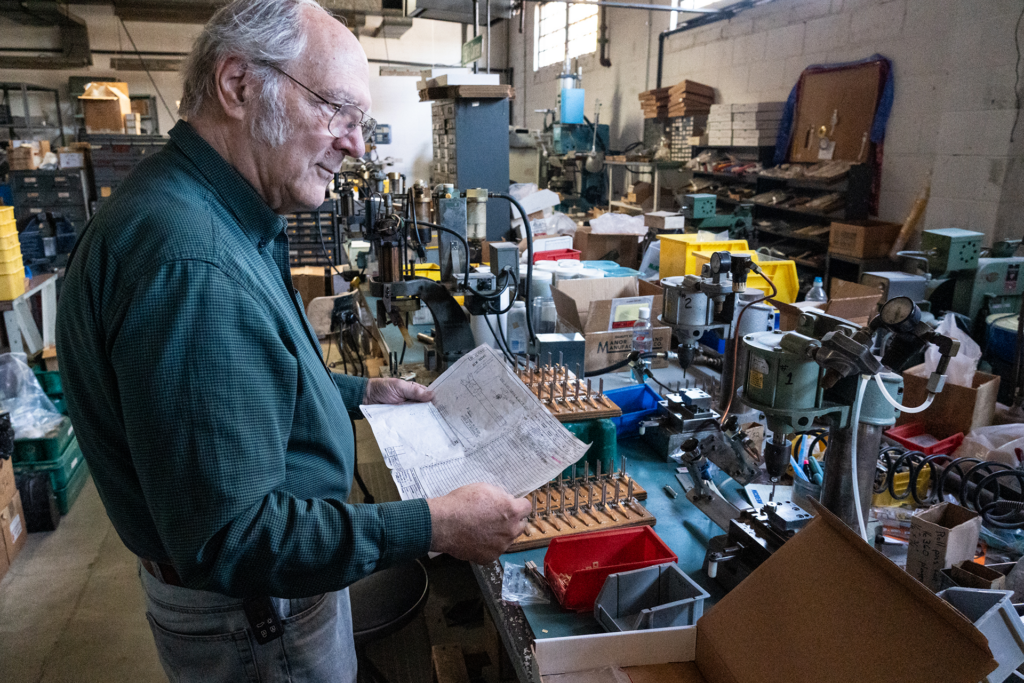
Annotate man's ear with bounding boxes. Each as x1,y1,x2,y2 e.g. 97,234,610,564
214,55,251,122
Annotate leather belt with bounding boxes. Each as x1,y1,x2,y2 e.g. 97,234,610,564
140,557,185,587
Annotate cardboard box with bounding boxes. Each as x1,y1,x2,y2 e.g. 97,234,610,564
8,145,40,171
773,278,881,330
1,490,27,565
58,150,85,169
291,265,333,307
573,226,639,269
906,503,982,592
534,503,996,682
644,212,685,231
79,82,131,134
0,456,15,510
828,219,901,259
897,365,1000,439
550,277,670,374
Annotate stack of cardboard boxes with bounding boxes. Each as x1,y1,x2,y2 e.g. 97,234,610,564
707,101,786,147
639,80,714,119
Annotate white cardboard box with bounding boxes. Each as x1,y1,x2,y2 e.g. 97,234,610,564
731,101,786,113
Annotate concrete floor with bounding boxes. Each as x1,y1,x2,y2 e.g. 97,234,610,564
0,420,499,683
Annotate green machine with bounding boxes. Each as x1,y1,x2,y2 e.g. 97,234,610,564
681,194,753,240
889,228,1024,333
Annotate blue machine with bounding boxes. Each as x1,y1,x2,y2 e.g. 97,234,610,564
551,122,609,155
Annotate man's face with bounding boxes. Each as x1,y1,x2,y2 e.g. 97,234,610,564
259,12,370,213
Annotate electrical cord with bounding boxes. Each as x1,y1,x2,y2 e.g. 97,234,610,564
850,375,871,542
720,269,778,424
483,314,515,364
490,193,536,345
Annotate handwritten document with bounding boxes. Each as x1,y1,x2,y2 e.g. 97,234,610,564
360,346,589,499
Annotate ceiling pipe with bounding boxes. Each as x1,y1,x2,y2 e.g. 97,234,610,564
598,5,610,68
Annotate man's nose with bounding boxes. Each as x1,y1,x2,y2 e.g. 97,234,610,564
334,130,365,159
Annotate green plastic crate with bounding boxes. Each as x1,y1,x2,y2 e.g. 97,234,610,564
53,457,89,515
13,417,74,463
52,398,68,415
561,419,618,479
14,435,85,491
33,369,63,395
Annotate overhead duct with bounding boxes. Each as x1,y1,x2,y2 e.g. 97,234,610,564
405,0,512,24
102,0,380,23
0,2,92,69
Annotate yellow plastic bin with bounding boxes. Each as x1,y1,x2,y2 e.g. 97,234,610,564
0,232,19,250
0,254,23,277
0,218,16,239
658,234,749,277
0,272,25,300
0,206,12,223
0,243,21,264
691,249,799,304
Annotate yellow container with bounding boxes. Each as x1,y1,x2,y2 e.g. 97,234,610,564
691,249,800,304
658,234,749,277
0,207,12,223
0,232,18,251
0,218,16,239
872,469,932,508
0,243,21,264
0,272,25,300
0,255,23,277
414,263,441,281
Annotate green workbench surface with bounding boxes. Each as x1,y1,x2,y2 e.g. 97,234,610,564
501,434,736,640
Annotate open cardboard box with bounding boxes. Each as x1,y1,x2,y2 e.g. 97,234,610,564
550,277,671,374
534,502,996,683
78,82,131,134
573,226,640,269
897,364,1000,439
773,279,882,331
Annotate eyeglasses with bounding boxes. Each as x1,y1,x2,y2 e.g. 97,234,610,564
266,64,376,143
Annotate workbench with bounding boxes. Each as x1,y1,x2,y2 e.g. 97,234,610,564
473,399,742,683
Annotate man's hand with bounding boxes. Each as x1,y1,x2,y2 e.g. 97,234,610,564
364,378,434,405
427,483,531,564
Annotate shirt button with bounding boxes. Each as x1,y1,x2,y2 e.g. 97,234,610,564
257,239,267,250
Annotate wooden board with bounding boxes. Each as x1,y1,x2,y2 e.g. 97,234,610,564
514,362,622,423
508,476,655,552
419,85,515,101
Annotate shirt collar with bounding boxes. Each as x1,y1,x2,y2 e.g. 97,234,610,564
169,120,287,248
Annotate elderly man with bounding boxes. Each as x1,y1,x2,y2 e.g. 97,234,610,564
56,0,530,680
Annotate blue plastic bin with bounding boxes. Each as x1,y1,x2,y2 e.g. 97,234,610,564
604,384,661,438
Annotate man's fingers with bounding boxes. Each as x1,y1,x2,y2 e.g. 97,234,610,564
403,383,434,402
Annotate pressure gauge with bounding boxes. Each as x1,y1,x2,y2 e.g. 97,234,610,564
879,296,920,331
709,251,731,276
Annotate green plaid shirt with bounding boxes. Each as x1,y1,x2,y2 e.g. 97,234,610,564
57,121,431,598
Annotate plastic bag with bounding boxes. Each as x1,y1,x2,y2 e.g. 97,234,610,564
925,313,981,387
953,424,1024,467
500,562,550,605
531,212,578,237
638,241,661,281
509,182,539,201
589,212,646,236
0,353,65,439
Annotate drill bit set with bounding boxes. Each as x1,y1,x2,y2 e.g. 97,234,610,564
513,352,622,423
508,457,656,552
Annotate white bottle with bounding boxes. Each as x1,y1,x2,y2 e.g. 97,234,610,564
806,277,827,303
507,301,529,354
632,307,653,354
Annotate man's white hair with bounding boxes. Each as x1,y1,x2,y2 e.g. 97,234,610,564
179,0,330,146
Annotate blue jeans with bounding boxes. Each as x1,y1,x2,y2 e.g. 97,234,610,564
140,563,357,683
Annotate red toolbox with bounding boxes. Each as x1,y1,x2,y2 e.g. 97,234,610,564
543,526,677,612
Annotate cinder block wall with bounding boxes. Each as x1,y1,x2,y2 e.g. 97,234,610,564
506,0,1023,243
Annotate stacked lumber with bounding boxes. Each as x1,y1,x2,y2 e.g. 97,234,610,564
639,80,714,119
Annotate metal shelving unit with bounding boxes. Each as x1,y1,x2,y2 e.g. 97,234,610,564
0,83,66,146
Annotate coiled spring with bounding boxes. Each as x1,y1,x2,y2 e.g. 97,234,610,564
874,445,1024,529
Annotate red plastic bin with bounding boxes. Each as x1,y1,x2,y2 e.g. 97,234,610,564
884,421,964,456
533,248,581,264
543,526,677,612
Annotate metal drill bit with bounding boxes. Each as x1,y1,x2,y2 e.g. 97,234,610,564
561,375,568,402
547,352,553,370
571,464,577,485
543,483,551,516
599,378,604,400
574,376,580,403
601,482,608,508
558,472,563,491
549,380,555,405
529,365,534,387
627,479,635,507
619,456,626,480
531,491,538,519
596,460,602,481
613,478,621,507
559,351,564,367
573,483,590,526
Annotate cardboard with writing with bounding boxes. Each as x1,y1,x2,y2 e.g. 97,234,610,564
905,502,982,592
534,502,996,682
550,277,670,374
897,364,999,439
1,490,27,565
